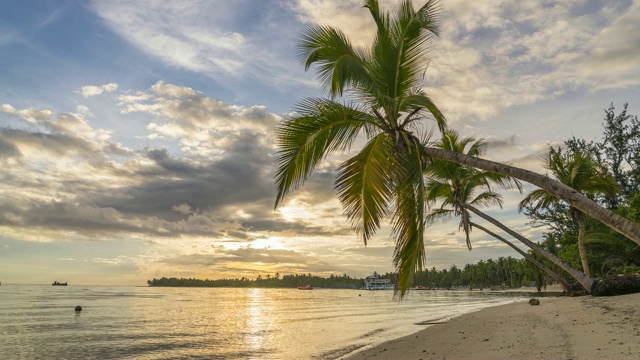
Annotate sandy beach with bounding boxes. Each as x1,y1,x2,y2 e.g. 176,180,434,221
344,292,640,360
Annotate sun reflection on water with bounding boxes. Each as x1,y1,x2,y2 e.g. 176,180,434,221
0,286,526,359
244,288,269,355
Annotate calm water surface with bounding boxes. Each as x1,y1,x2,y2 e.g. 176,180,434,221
0,285,531,359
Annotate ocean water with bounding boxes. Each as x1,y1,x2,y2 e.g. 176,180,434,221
0,285,530,359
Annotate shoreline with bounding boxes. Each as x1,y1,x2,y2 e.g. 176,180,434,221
342,292,640,360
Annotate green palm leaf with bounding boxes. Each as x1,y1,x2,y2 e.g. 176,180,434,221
398,91,446,132
425,207,454,225
392,140,428,298
335,133,397,244
274,99,376,207
298,26,370,97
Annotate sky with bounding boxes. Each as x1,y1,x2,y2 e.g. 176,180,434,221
1,0,638,286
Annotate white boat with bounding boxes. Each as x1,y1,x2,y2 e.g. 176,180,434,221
363,273,394,290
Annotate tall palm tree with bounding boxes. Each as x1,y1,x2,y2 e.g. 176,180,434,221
519,148,621,276
424,130,572,291
274,0,640,295
275,0,445,297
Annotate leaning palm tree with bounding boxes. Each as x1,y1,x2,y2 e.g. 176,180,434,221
274,0,640,296
519,147,621,276
464,203,595,292
425,130,523,250
425,130,572,292
422,145,640,245
275,0,445,297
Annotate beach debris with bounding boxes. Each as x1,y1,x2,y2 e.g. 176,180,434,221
529,298,540,305
591,274,640,296
75,305,82,312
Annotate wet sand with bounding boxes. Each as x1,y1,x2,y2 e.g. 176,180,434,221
344,292,640,360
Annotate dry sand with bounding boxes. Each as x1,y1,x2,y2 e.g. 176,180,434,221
343,292,640,360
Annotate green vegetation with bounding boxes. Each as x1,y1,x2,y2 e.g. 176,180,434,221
519,147,621,276
274,0,640,297
148,273,364,289
415,257,550,290
424,130,575,291
521,103,640,283
147,255,559,290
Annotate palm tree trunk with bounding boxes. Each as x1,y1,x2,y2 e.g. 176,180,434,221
576,212,591,277
422,147,640,245
463,203,595,292
470,222,573,292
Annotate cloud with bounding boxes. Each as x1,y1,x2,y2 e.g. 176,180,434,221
1,104,17,114
122,81,282,156
89,0,304,89
81,83,119,97
578,1,640,89
90,1,245,75
290,0,379,46
2,106,54,124
290,0,638,125
0,134,21,162
159,246,344,275
0,83,356,249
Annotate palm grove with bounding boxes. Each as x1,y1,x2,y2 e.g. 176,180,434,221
274,0,640,297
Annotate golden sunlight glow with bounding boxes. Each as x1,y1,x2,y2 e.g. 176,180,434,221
276,197,343,224
250,237,286,250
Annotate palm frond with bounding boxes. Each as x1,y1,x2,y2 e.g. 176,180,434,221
522,147,621,215
274,99,375,208
392,140,427,298
298,25,370,97
425,179,455,206
335,133,397,244
584,232,630,246
366,0,440,120
476,170,524,193
518,189,558,213
469,190,503,209
414,0,441,37
363,0,389,31
398,91,446,132
425,208,454,225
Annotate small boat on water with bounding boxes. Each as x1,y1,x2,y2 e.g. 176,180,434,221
363,273,394,290
52,281,68,286
297,284,313,290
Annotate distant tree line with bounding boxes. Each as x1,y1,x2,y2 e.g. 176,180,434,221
147,255,562,290
147,273,364,289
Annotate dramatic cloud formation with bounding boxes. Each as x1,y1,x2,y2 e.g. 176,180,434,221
0,0,638,285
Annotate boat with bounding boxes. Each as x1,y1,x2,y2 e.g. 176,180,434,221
52,281,68,286
297,284,313,290
363,273,394,290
